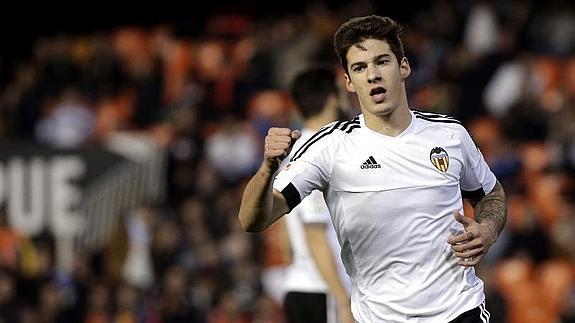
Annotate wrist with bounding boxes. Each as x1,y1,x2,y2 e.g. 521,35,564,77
260,159,279,174
479,222,498,245
336,295,351,307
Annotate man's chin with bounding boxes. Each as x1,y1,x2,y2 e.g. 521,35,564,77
373,105,394,117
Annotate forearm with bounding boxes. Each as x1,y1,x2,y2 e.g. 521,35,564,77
277,217,293,263
470,180,507,243
305,225,349,304
238,161,286,232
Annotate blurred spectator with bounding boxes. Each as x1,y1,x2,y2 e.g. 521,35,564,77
151,218,182,280
246,89,295,142
527,2,575,55
551,205,575,262
0,211,26,271
0,270,17,323
207,289,250,323
84,283,112,323
37,281,67,322
113,283,139,323
463,1,500,57
122,208,155,290
483,56,528,118
35,87,95,148
205,117,259,184
561,284,575,323
501,193,550,263
160,266,200,322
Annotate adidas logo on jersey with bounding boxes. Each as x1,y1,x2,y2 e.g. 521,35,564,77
361,156,381,169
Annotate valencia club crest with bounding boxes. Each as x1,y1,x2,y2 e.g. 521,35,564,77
430,147,449,173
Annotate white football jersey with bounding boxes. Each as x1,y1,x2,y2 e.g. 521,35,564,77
273,110,497,322
280,129,352,295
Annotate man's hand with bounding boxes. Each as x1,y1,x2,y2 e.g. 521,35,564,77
447,211,497,267
263,127,301,169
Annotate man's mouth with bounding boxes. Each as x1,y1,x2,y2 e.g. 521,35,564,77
369,87,387,103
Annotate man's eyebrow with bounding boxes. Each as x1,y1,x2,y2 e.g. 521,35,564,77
349,54,392,68
349,61,366,68
375,54,392,60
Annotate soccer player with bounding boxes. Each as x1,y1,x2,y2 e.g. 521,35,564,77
281,67,353,323
239,15,507,323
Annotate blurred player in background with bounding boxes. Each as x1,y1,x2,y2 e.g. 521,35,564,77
280,66,353,323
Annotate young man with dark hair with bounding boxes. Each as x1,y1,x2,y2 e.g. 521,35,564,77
239,15,506,322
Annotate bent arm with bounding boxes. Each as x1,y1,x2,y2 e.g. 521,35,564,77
238,161,290,232
449,180,507,266
239,127,301,232
468,180,507,244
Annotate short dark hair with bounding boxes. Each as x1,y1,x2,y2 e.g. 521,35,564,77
334,15,405,74
290,66,338,119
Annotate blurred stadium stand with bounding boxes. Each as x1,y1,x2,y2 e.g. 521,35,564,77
0,0,574,322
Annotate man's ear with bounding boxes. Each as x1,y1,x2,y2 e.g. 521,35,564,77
400,57,411,79
344,73,356,93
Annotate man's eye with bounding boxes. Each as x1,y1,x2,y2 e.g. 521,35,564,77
378,60,389,65
353,66,365,72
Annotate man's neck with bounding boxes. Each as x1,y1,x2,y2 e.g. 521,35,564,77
363,104,412,137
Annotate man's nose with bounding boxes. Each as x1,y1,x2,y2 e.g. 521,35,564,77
367,65,382,83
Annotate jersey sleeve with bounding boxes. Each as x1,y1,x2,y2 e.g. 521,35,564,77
458,126,497,198
273,124,339,211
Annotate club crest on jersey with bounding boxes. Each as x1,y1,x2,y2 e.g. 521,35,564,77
430,147,449,173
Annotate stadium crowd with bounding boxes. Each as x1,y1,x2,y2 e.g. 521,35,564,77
0,1,574,322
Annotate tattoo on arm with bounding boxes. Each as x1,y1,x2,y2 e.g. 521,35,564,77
469,181,507,241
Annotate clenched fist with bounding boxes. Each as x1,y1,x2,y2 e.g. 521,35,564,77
264,127,301,168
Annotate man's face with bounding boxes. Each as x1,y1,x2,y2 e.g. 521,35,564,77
344,39,411,118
